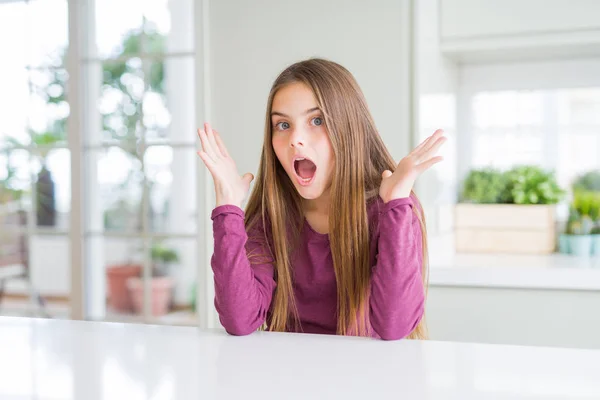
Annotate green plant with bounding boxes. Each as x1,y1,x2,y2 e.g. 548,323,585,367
566,191,600,236
572,190,600,218
460,168,506,203
572,170,600,192
0,157,27,204
567,215,594,235
99,29,166,231
589,193,600,221
586,191,600,234
151,243,179,277
500,165,565,205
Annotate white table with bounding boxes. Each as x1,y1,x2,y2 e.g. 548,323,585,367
1,317,600,399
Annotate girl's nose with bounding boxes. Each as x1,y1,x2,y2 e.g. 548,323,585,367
289,128,306,148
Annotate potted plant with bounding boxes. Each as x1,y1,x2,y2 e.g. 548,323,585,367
587,192,600,256
106,262,143,313
561,191,600,256
592,224,600,256
564,213,594,256
572,170,600,192
559,205,577,254
126,243,179,316
3,131,62,227
455,165,566,254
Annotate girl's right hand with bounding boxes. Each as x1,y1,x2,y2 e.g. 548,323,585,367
197,122,254,208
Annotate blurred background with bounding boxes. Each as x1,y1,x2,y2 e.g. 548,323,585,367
0,0,599,350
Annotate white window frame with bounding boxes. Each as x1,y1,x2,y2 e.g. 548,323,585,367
66,0,214,328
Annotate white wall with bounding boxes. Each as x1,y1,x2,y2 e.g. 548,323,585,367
208,0,414,176
427,286,600,350
203,0,415,327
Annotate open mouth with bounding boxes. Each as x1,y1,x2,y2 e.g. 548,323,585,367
293,157,317,185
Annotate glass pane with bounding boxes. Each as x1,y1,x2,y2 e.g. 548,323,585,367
472,91,543,129
31,149,70,230
143,0,194,54
0,2,27,69
0,150,32,208
473,129,543,170
148,238,197,324
28,68,69,147
94,147,144,233
145,58,195,144
98,59,145,145
27,0,68,67
104,237,144,318
0,2,29,148
29,234,70,317
0,168,28,308
561,88,600,126
0,214,26,280
558,130,600,189
0,233,70,319
94,0,144,59
144,147,196,234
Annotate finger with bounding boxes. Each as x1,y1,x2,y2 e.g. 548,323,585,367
205,122,223,158
421,130,446,154
197,128,218,161
213,129,230,159
197,151,218,176
242,172,254,185
411,129,444,159
410,129,442,154
382,170,393,179
416,156,443,173
420,136,447,161
241,173,254,193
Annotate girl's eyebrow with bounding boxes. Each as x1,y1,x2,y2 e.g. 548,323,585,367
271,107,320,118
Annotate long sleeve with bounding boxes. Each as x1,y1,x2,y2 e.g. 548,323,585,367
369,196,425,340
211,205,276,336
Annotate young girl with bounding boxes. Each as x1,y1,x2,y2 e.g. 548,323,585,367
198,58,445,340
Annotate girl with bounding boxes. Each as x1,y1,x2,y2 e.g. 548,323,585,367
198,58,445,340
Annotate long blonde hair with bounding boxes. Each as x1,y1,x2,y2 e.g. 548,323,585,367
244,59,429,339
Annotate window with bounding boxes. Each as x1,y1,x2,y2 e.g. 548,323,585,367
0,0,70,317
81,0,198,323
470,88,600,190
0,0,200,325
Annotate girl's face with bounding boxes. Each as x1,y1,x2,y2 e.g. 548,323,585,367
271,82,335,204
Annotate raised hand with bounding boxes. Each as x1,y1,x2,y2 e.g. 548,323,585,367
197,122,254,208
379,129,446,203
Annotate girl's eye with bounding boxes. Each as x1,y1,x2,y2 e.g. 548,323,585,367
275,121,290,130
312,117,323,126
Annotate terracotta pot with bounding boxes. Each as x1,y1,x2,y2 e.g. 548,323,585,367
106,264,142,312
126,276,174,316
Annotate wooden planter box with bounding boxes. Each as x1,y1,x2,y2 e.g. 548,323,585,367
454,204,557,254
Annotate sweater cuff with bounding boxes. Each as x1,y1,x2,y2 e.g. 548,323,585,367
211,205,245,220
381,196,413,214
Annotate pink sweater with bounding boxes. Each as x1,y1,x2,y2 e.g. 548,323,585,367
210,195,424,340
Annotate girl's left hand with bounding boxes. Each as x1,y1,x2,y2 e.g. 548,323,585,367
379,129,446,203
